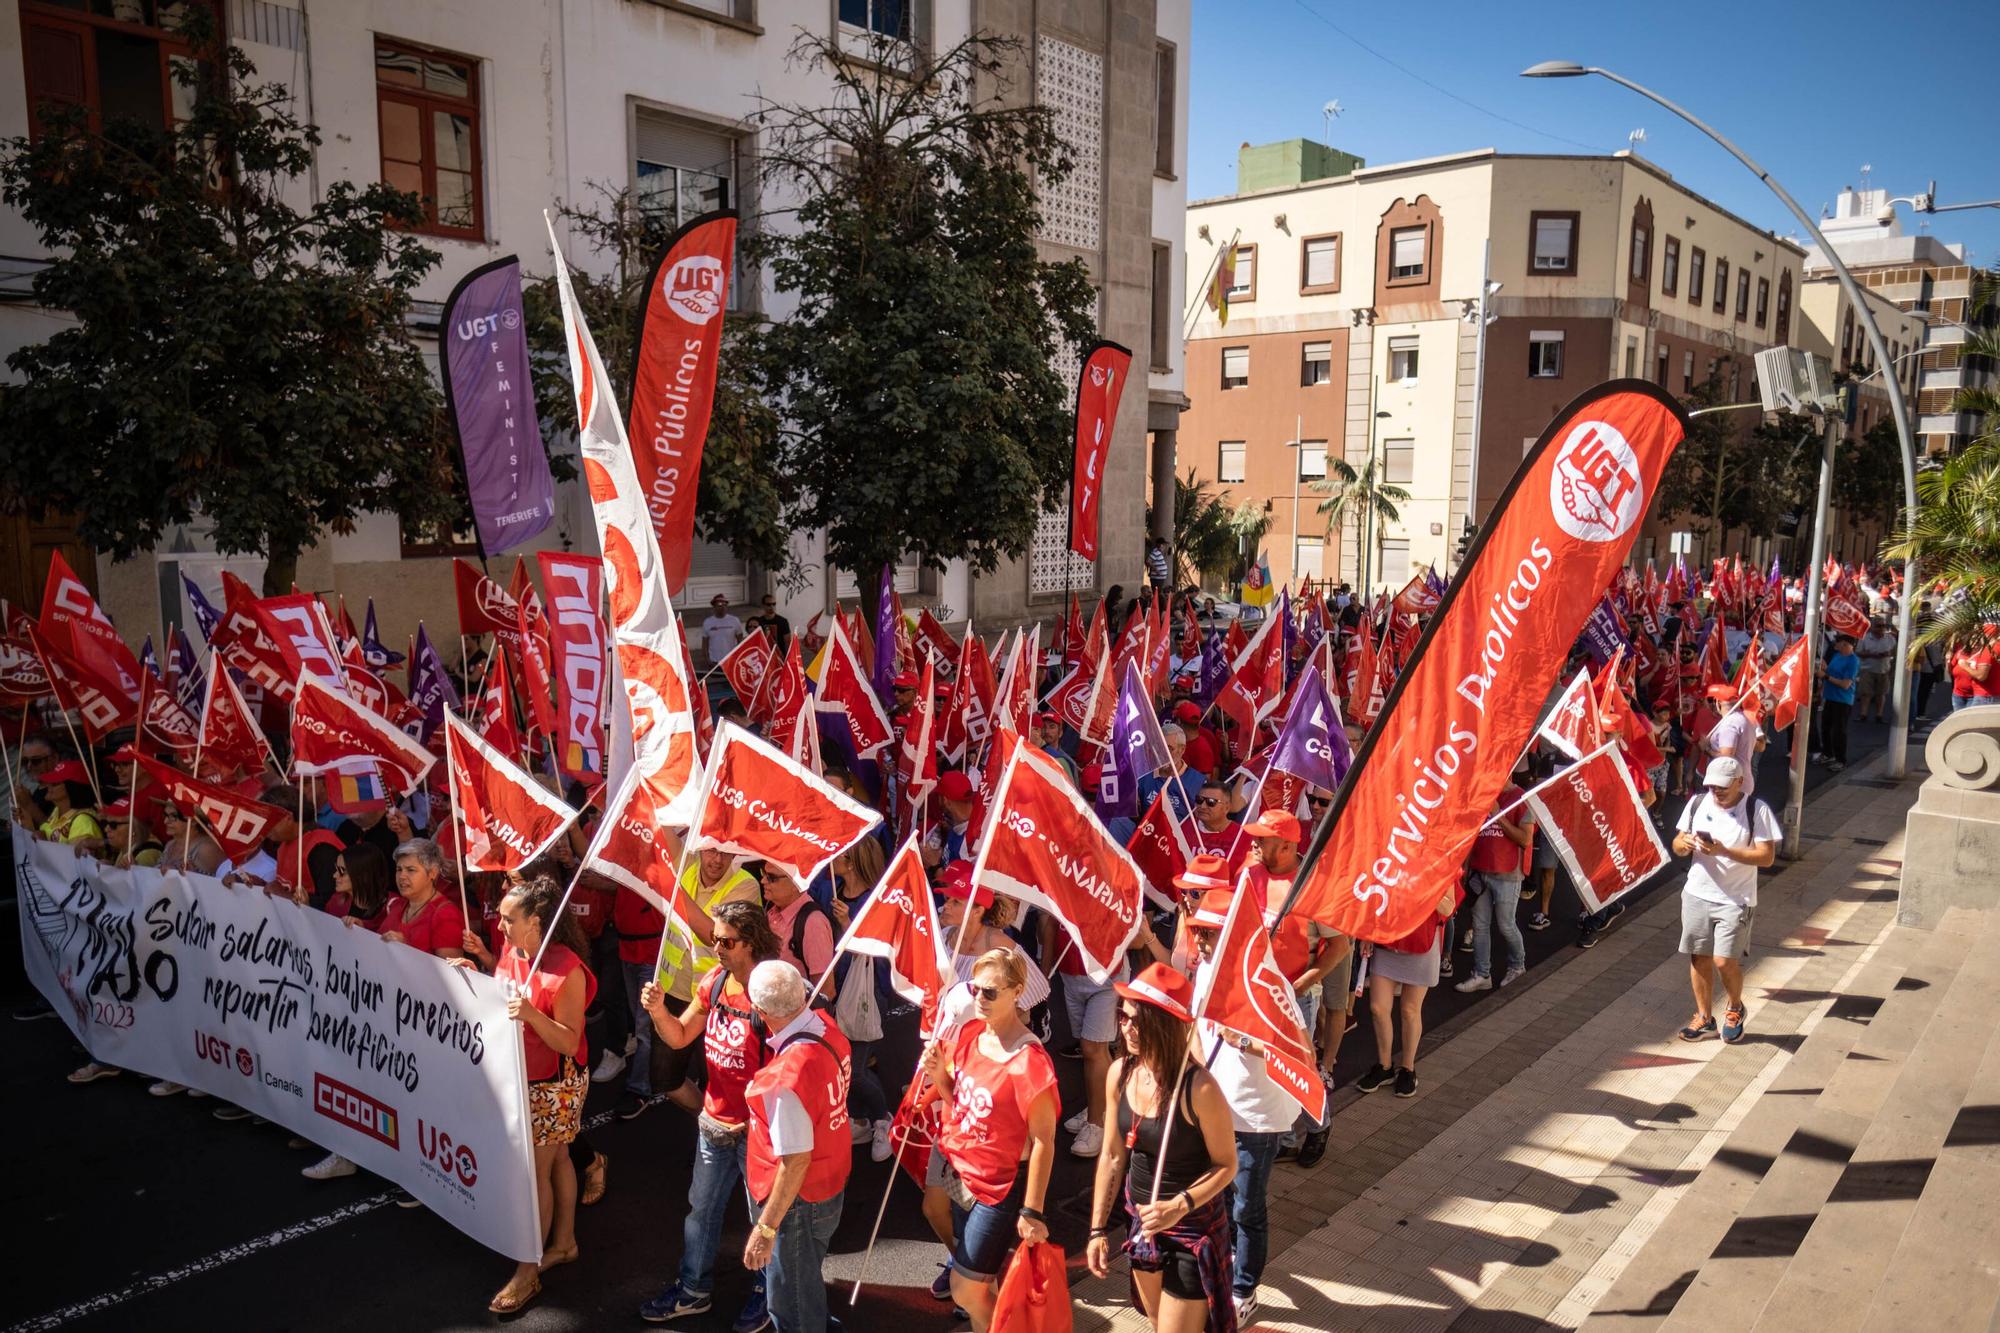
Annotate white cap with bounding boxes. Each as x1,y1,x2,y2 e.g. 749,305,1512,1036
1701,756,1744,789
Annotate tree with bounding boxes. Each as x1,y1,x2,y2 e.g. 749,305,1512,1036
522,188,790,573
744,30,1097,613
1313,454,1410,586
0,12,460,595
1882,437,2000,652
1147,468,1268,588
1650,379,1816,548
1835,417,1907,534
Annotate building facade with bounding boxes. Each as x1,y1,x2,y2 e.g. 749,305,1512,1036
0,0,1187,660
1181,143,1809,591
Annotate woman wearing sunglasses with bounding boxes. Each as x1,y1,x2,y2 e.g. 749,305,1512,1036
1085,963,1240,1333
918,949,1059,1332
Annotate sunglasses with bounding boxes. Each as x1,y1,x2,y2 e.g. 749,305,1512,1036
1116,1009,1139,1027
973,984,1012,1002
1306,796,1330,807
1195,796,1223,807
715,935,744,950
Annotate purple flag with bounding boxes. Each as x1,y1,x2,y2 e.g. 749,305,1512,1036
1278,587,1297,686
1196,634,1229,706
440,256,554,554
1425,564,1448,596
168,628,205,712
139,634,157,677
181,573,221,645
409,623,460,742
362,598,403,668
871,564,899,708
1096,660,1172,822
1579,596,1630,671
1267,662,1350,794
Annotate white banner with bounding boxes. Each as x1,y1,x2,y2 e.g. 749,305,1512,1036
13,827,540,1260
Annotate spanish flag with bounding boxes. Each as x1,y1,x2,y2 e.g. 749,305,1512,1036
1205,244,1237,327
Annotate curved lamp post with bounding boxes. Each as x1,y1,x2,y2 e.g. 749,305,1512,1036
1523,60,1922,777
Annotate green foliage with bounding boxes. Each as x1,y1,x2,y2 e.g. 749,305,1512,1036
520,188,790,572
742,30,1097,594
1883,437,2000,651
1148,469,1265,586
1835,417,1907,533
0,11,458,594
1313,452,1409,581
1650,379,1816,541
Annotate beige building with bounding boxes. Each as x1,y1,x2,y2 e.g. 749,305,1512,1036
1181,142,1808,591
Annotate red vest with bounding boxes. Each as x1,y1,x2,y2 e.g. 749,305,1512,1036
496,944,595,1081
746,1016,852,1206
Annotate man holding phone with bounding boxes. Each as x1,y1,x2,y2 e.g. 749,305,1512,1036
1672,757,1780,1044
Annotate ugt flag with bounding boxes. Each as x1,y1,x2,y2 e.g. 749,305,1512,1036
439,255,555,553
1068,340,1134,561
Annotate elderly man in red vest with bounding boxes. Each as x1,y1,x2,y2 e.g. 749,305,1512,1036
742,959,852,1332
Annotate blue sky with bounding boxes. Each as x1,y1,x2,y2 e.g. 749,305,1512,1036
1188,0,2000,268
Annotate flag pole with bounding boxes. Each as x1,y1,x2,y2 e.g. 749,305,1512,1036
28,638,104,809
442,721,473,926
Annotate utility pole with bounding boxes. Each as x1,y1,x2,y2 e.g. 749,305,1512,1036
1785,408,1839,859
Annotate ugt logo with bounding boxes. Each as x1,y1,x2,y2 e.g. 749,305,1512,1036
663,255,725,326
1549,419,1643,544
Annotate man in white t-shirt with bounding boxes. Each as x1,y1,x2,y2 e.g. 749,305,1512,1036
1673,756,1779,1045
700,594,744,667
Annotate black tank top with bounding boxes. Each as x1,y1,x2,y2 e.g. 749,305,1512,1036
1116,1064,1210,1199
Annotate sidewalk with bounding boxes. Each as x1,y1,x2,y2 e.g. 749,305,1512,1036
1066,752,1925,1332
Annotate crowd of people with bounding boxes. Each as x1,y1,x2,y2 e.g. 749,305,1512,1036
15,548,1996,1332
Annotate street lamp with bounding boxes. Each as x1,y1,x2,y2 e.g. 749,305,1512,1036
1286,415,1304,590
1523,60,1923,778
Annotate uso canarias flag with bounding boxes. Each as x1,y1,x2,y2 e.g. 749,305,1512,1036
1287,381,1686,943
686,723,882,886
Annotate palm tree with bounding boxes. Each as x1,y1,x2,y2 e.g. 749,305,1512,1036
1313,454,1410,590
1148,468,1271,589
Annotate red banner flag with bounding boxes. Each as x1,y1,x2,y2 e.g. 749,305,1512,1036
1523,743,1670,914
135,754,286,863
511,559,559,740
993,625,1040,739
454,559,520,637
1391,573,1441,619
290,672,439,789
688,723,882,884
443,714,578,872
197,663,275,779
626,211,737,595
31,628,132,739
1219,610,1284,740
537,552,607,786
1289,382,1686,942
815,615,894,758
577,768,695,928
136,667,200,754
1068,340,1134,561
896,657,940,840
1125,787,1193,910
1536,668,1601,762
831,835,952,1036
939,626,997,766
0,635,53,701
1753,636,1811,733
759,635,810,739
253,592,349,690
478,645,526,759
1194,871,1325,1123
214,572,297,700
971,741,1144,982
913,607,961,676
38,550,139,701
717,627,775,717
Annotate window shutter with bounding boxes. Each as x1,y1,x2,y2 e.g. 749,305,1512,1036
635,110,735,179
1392,228,1424,270
23,16,92,137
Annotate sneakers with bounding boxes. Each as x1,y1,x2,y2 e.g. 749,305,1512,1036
930,1262,955,1300
1577,929,1599,950
1438,956,1454,979
1526,911,1552,931
1056,1042,1083,1061
1356,1063,1392,1094
211,1103,251,1122
1826,760,1846,773
148,1080,186,1097
1070,1121,1104,1158
1499,966,1525,988
638,1282,713,1323
730,1289,772,1333
850,1117,873,1146
623,1033,639,1058
1456,933,1475,953
1678,1013,1718,1042
1721,1006,1749,1044
1234,1290,1260,1324
1453,973,1493,993
617,1092,652,1122
871,1119,893,1163
1295,1128,1330,1169
1393,1066,1418,1098
67,1061,119,1084
1062,1106,1091,1135
392,1188,423,1208
590,1049,628,1084
302,1153,357,1180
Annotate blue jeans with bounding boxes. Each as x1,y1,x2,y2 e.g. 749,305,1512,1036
678,1129,765,1300
1232,1131,1284,1295
767,1191,843,1333
847,1038,888,1124
622,960,654,1096
1955,694,1999,711
1469,873,1524,979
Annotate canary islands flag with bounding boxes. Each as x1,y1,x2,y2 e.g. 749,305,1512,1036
1242,551,1276,607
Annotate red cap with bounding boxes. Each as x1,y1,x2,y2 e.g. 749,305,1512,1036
107,744,140,765
1705,683,1738,702
936,861,993,907
1034,710,1060,726
38,760,88,787
893,672,919,689
938,770,974,801
1242,809,1303,843
1173,701,1202,724
1190,888,1233,929
100,797,133,819
1114,963,1196,1023
1172,852,1233,894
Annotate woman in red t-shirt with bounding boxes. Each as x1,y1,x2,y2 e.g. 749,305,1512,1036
920,948,1060,1332
322,842,393,931
459,875,595,1315
379,838,466,960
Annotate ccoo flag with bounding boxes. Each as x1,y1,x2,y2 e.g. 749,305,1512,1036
1287,381,1687,943
438,256,555,553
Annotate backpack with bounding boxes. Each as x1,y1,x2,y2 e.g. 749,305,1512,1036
788,895,832,970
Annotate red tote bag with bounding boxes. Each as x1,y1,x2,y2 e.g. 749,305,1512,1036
989,1241,1073,1333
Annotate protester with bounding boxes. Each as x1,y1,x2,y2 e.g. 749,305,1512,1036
921,771,976,867
603,876,669,1112
1672,757,1779,1045
828,835,898,1159
1188,779,1249,875
1818,634,1859,771
920,948,1059,1332
762,863,834,986
703,593,746,667
156,802,227,876
1855,616,1897,724
381,838,466,960
1455,770,1535,993
742,959,851,1333
1084,963,1239,1333
748,593,791,655
33,761,100,845
99,800,161,868
638,846,761,1124
1949,632,1997,710
1239,813,1339,1163
1356,876,1463,1098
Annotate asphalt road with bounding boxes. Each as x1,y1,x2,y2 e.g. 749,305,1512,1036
1,711,1912,1333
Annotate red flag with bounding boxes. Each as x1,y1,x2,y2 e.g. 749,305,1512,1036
1391,573,1440,619
38,551,139,701
940,626,997,766
1536,668,1601,762
914,607,961,676
992,625,1040,739
718,627,775,717
1824,594,1870,640
815,615,894,758
627,212,737,595
1125,787,1193,910
1697,619,1731,698
580,768,695,925
443,714,578,872
478,645,526,758
197,664,275,778
760,635,811,740
0,635,53,702
1342,618,1379,727
252,591,349,691
537,552,607,786
214,572,298,700
1068,340,1135,561
1731,634,1763,699
896,657,940,839
31,628,132,739
1289,383,1686,943
290,672,439,789
832,835,952,1036
136,667,200,754
453,559,520,637
1194,871,1324,1122
1063,594,1089,667
1524,743,1670,914
1753,637,1810,733
1219,612,1284,741
1223,620,1248,661
136,754,286,863
971,741,1145,982
689,723,882,883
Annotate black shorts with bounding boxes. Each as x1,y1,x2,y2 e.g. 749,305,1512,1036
1130,1233,1203,1301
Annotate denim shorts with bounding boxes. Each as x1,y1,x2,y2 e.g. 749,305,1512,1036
949,1171,1027,1281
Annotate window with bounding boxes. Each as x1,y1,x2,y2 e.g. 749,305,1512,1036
1301,234,1340,292
1295,537,1324,582
1383,439,1415,485
838,0,921,49
1298,442,1328,480
1378,538,1411,588
400,510,482,558
19,0,201,140
1388,226,1427,281
1688,248,1706,304
1776,271,1792,342
1682,349,1694,391
1220,346,1248,390
1226,244,1256,301
1150,243,1172,370
1529,211,1579,275
1152,43,1175,177
1528,331,1564,378
376,39,483,240
1655,346,1669,387
1713,258,1728,314
636,109,741,305
1624,336,1638,378
1301,341,1332,386
685,536,753,607
1630,225,1651,284
1662,236,1680,295
1735,270,1750,321
1842,309,1855,366
1218,441,1246,484
1388,335,1419,384
1756,277,1770,328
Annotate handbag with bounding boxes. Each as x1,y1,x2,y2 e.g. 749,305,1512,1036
989,1241,1072,1333
834,954,884,1042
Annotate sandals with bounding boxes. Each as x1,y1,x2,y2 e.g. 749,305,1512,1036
487,1275,541,1315
580,1151,609,1206
538,1245,579,1273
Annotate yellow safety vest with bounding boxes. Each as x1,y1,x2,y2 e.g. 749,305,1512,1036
657,866,757,999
